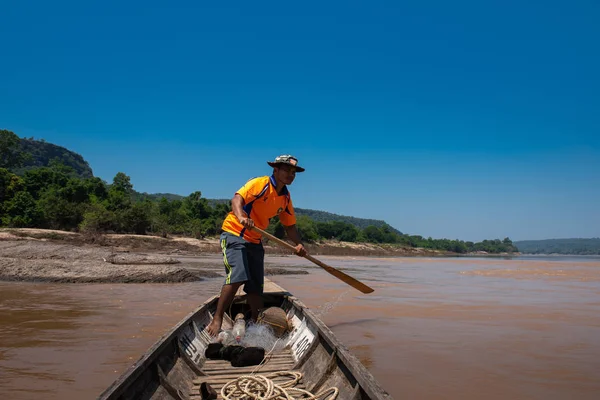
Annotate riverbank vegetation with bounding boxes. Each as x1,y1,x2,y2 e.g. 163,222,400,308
1,129,518,254
514,238,600,255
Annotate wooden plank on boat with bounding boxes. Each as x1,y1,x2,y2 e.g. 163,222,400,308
201,361,296,374
193,350,296,382
190,349,300,400
235,278,289,296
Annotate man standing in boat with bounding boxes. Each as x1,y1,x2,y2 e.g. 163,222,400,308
207,154,308,337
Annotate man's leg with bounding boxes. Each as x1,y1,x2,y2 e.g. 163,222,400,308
207,232,249,337
246,292,264,322
245,242,265,322
206,282,243,337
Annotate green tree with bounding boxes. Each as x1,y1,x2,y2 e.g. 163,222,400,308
184,191,211,220
151,213,170,238
79,203,116,233
118,201,152,235
338,225,359,242
112,172,133,194
0,129,27,169
32,172,100,230
37,186,85,230
295,215,319,243
82,177,108,200
187,217,220,239
201,217,220,237
107,172,134,211
22,166,71,198
316,221,357,240
156,197,189,232
213,202,232,219
2,191,42,227
315,221,336,239
186,218,204,239
380,225,399,243
62,178,91,203
363,225,384,243
0,169,23,204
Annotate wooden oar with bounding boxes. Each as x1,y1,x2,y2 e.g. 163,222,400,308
252,226,374,294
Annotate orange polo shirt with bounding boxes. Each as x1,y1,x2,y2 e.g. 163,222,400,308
221,175,297,243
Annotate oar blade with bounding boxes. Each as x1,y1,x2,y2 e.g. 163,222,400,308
325,268,375,294
305,254,374,294
253,226,374,294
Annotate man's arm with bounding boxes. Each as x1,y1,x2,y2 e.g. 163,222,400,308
232,193,253,228
283,224,307,257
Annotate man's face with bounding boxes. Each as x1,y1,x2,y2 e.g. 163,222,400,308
274,164,297,185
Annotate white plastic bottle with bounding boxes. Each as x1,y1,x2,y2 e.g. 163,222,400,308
217,330,235,346
232,313,246,344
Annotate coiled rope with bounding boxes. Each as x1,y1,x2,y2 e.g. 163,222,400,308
220,371,338,400
220,337,338,399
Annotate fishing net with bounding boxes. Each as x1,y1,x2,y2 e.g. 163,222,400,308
257,307,289,338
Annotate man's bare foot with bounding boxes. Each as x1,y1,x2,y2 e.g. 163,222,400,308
206,317,222,337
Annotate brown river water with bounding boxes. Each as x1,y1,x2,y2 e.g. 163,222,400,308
1,255,600,399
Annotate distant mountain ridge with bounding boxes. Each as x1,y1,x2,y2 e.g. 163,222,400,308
206,199,401,233
294,207,402,234
136,192,186,202
514,238,600,255
136,193,403,232
15,138,94,178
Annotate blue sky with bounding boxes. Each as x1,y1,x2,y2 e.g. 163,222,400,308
1,0,599,241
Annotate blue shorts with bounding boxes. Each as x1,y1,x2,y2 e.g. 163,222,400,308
220,231,264,294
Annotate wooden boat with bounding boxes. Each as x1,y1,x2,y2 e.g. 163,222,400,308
98,280,391,399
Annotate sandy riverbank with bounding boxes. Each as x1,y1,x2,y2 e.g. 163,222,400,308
0,228,449,283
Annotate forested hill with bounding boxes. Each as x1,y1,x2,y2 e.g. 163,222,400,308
514,238,600,255
203,199,401,233
137,195,403,233
2,131,412,234
136,192,186,202
294,208,402,234
15,137,93,178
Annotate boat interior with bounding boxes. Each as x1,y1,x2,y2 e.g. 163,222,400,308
98,281,390,400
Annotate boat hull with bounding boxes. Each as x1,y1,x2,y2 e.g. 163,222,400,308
98,281,391,399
